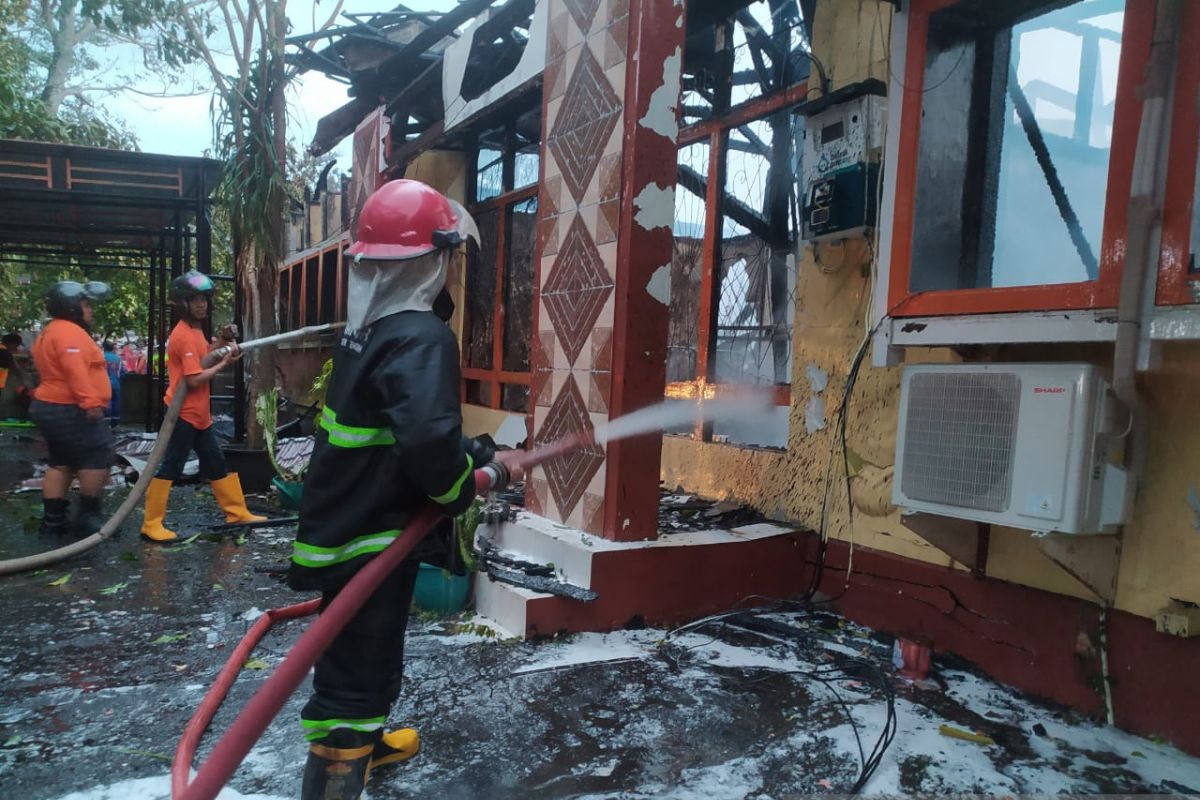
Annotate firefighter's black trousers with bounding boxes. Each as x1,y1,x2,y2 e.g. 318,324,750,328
300,560,420,747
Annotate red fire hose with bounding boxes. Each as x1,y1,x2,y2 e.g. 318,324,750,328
171,497,454,799
171,437,580,800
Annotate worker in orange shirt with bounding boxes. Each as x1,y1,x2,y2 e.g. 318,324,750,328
140,271,266,541
29,281,116,537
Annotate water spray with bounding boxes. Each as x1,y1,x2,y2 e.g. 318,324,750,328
171,389,775,799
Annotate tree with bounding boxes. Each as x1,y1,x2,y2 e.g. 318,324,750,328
0,0,142,147
0,260,150,338
166,0,343,447
28,0,199,116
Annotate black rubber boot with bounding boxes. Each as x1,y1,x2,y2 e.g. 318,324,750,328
300,742,373,800
76,495,107,537
39,498,69,537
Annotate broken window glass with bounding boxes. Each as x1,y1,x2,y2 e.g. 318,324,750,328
476,148,504,202
514,145,539,190
465,209,499,369
503,196,537,372
669,141,710,382
716,110,797,387
910,0,1123,292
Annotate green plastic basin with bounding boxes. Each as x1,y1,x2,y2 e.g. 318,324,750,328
413,563,470,614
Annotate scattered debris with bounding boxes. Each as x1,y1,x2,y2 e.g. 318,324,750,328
658,488,766,531
477,538,554,577
939,724,996,746
485,564,598,602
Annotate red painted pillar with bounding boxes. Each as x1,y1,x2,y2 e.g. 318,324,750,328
529,0,683,541
603,0,684,540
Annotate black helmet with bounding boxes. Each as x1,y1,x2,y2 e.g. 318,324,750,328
170,270,216,302
45,280,112,323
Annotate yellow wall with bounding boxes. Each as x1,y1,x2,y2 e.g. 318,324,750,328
404,150,469,340
661,0,1200,620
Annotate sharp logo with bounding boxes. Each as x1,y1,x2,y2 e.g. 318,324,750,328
1033,386,1067,394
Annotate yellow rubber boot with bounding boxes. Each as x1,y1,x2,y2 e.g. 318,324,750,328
210,473,267,524
140,478,177,542
369,727,420,771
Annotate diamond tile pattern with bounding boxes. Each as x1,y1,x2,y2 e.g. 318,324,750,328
563,0,602,35
548,46,622,204
536,375,604,519
543,215,613,366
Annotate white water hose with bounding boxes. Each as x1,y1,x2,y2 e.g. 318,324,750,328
0,323,342,577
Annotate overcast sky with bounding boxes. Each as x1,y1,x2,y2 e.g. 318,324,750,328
105,1,454,165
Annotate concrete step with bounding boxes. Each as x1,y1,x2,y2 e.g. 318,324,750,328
476,513,600,589
473,572,552,639
471,511,808,639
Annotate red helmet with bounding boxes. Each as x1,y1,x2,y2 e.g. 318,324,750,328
348,179,469,260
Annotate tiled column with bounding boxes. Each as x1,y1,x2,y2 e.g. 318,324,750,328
529,0,684,541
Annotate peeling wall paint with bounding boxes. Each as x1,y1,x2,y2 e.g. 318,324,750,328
640,47,681,140
633,182,675,231
646,264,671,305
806,363,829,393
804,395,826,434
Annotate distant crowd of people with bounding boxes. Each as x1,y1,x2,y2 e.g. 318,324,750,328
0,328,154,424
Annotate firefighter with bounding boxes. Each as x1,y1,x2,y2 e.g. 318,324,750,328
28,281,115,536
287,179,524,800
140,271,266,541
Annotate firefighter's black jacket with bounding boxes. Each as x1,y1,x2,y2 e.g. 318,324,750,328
288,310,483,593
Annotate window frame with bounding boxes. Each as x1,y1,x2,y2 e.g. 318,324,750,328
277,233,349,333
670,84,808,412
1155,0,1200,306
460,183,537,412
884,0,1155,318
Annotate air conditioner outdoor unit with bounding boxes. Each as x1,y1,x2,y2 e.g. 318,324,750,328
892,363,1130,535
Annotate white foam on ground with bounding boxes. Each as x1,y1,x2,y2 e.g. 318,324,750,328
511,630,660,675
50,775,288,800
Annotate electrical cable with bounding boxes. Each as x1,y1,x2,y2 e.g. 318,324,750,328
661,605,899,794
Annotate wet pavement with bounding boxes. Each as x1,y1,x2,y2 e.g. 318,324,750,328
1,428,1199,799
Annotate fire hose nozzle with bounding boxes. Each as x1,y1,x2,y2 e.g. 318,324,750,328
478,462,511,493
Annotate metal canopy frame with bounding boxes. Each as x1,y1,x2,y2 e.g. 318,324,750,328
0,138,231,433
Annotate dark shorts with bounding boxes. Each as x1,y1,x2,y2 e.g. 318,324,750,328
155,419,228,481
30,400,115,470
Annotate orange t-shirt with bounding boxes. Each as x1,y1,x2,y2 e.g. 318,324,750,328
164,321,213,430
32,320,111,410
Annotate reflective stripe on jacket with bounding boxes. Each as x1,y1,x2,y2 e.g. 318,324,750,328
287,311,477,592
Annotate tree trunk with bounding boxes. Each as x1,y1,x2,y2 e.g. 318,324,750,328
239,0,287,450
41,4,79,116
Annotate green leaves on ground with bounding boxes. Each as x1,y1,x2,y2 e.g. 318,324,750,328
151,632,190,644
99,582,128,595
47,574,70,587
243,658,270,670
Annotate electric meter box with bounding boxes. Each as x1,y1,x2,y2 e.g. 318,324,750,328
801,94,886,242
